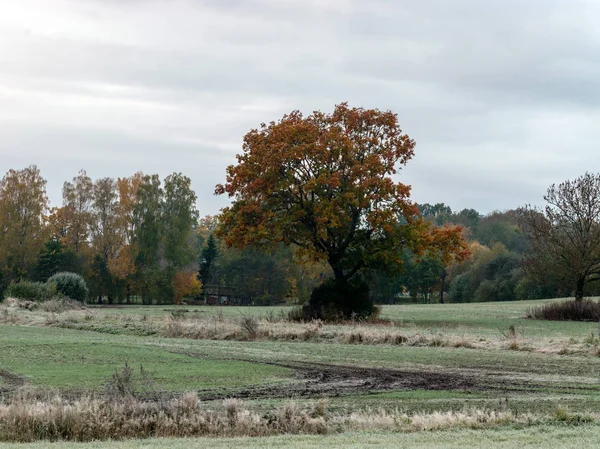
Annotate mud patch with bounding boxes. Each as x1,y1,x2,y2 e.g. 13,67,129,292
177,354,528,401
173,349,600,402
0,368,26,394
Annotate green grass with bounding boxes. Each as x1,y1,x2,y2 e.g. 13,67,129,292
3,425,600,448
159,338,600,381
4,321,600,394
0,326,291,392
380,299,600,338
4,298,600,445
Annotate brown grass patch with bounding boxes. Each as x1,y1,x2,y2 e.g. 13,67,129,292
0,389,577,442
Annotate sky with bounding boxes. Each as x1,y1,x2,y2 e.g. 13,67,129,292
1,0,600,216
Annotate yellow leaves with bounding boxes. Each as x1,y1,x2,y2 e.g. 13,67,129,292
172,271,202,305
108,245,137,280
0,166,49,271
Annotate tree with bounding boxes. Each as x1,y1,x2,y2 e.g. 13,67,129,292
518,172,600,301
475,210,527,253
172,271,202,304
162,173,198,270
128,173,199,304
89,177,120,302
109,173,143,303
62,170,93,255
0,166,49,285
399,251,445,303
216,103,468,317
35,238,66,281
132,174,163,304
418,203,452,225
198,234,218,299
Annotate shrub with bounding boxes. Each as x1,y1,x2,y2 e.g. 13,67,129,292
288,306,310,322
527,299,600,322
305,278,374,321
47,272,89,302
104,363,159,401
3,280,57,302
240,315,259,339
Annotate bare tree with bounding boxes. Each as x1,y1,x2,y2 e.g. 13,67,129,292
518,173,600,301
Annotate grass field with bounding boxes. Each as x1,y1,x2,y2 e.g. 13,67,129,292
2,298,600,447
0,326,291,392
4,426,600,449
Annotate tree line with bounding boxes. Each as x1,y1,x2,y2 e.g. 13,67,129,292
4,103,598,312
2,165,597,306
0,166,328,305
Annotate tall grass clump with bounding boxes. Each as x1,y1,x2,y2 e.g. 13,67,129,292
104,363,162,402
240,315,259,339
3,280,57,302
47,272,89,302
527,299,600,322
39,298,84,313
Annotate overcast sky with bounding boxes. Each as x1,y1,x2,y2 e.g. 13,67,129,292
1,0,599,216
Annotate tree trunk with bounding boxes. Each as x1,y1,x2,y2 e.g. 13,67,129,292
575,277,586,302
332,266,345,282
440,269,446,304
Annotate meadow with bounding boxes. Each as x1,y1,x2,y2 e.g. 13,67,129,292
1,298,600,447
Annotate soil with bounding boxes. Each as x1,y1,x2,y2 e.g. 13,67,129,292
0,368,25,394
180,355,561,401
195,362,477,401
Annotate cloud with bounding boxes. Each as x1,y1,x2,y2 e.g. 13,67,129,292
1,0,599,215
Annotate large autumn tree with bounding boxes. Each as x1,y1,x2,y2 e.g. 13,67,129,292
216,103,468,317
518,172,600,301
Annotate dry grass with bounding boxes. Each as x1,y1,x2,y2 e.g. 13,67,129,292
0,388,586,443
40,299,85,313
3,299,600,357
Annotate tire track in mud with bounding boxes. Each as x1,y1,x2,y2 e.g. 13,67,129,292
174,351,573,401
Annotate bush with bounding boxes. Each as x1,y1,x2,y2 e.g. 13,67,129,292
104,363,159,401
3,280,57,302
305,278,374,321
288,306,309,322
240,315,259,339
527,299,600,321
47,272,89,302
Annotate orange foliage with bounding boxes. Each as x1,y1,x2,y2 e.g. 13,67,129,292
216,103,469,281
108,244,137,280
172,271,202,304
